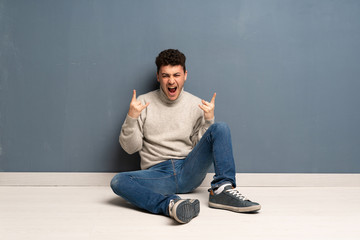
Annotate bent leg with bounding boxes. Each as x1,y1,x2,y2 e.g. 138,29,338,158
178,122,236,192
110,162,180,216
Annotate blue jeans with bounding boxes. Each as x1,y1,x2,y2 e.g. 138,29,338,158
110,122,236,216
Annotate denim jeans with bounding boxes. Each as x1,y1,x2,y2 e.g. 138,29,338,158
110,122,236,216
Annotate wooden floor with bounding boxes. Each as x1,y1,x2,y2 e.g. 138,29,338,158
1,186,359,240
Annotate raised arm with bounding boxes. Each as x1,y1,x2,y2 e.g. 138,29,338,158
119,90,149,154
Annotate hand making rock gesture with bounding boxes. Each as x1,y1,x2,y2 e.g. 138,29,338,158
199,93,216,120
128,90,150,119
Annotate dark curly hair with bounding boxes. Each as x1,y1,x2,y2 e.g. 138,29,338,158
155,49,186,73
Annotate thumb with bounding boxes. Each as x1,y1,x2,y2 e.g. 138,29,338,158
141,102,150,110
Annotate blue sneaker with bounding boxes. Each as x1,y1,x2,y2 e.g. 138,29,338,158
209,185,261,212
169,199,200,223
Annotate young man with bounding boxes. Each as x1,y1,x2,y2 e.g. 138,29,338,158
111,49,261,224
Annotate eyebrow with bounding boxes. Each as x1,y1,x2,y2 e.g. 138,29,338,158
162,72,181,75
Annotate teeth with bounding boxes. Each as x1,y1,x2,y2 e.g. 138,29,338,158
168,86,177,93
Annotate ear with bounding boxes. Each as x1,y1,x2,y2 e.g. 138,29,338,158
184,70,188,81
156,72,160,82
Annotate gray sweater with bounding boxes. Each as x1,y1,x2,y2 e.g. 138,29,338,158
119,88,214,169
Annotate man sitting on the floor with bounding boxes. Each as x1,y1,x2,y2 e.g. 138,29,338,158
111,49,261,223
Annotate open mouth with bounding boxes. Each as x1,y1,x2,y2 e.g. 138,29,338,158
168,87,177,94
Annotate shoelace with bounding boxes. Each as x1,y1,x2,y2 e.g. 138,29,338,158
226,189,249,201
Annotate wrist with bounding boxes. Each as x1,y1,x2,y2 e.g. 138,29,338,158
204,114,214,121
128,110,139,119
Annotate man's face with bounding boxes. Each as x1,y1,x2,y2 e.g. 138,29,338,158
157,65,187,101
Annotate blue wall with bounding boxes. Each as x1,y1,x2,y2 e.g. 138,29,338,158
1,0,359,173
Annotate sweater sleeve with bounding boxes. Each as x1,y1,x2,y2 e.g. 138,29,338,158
191,117,215,147
119,114,144,154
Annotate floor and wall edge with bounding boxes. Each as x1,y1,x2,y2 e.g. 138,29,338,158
1,172,359,187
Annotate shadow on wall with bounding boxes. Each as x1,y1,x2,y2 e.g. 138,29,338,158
115,149,141,172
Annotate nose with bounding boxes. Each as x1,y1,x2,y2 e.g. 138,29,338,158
168,77,175,84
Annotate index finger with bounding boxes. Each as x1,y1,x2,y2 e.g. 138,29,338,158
210,92,216,104
132,89,137,101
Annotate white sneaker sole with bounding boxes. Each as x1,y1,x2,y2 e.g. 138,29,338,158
209,202,261,213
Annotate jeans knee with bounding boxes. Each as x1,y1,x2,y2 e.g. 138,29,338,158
110,173,128,195
211,122,230,134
